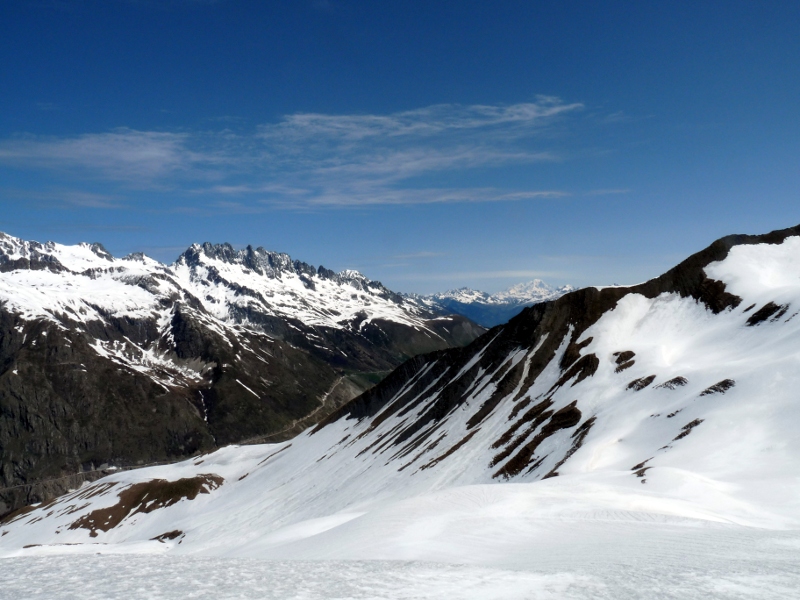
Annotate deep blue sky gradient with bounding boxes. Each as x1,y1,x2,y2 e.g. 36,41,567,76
1,1,798,292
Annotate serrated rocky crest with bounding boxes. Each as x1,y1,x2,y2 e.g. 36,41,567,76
0,233,484,516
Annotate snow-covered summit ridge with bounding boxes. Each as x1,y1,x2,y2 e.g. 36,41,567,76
410,279,575,327
0,231,425,330
424,279,574,306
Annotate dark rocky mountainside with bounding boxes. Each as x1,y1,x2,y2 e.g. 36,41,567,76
0,234,483,516
315,224,800,477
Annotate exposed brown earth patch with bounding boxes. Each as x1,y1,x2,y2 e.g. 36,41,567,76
743,303,756,312
491,398,554,451
746,302,786,326
543,415,596,479
257,444,291,465
152,530,183,542
548,354,599,393
69,474,223,537
0,504,37,525
466,358,528,429
419,430,479,471
673,419,704,441
508,397,532,421
656,377,688,390
700,379,735,396
613,351,636,364
615,360,635,373
398,432,447,472
627,375,656,391
494,401,582,479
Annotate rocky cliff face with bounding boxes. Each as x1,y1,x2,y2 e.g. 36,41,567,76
0,234,484,516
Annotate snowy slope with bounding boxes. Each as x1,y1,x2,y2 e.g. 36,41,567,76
3,223,800,595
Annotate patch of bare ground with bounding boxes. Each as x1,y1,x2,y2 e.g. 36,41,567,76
68,474,223,537
627,375,656,391
508,397,532,421
257,444,291,465
631,458,653,479
673,419,704,441
0,495,60,525
615,360,635,373
700,379,735,396
493,401,582,479
542,415,596,479
466,358,528,429
612,351,636,373
0,504,36,525
398,432,447,472
746,302,787,326
491,398,554,452
74,482,118,501
419,429,479,471
656,377,688,390
613,350,636,364
151,530,183,542
548,354,599,394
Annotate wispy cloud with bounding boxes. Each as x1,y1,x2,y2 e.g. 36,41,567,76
0,98,583,209
0,129,200,180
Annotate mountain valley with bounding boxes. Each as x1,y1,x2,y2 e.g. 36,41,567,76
0,233,483,516
2,224,800,597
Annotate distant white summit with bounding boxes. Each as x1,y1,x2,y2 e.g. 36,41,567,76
415,279,575,327
432,279,573,305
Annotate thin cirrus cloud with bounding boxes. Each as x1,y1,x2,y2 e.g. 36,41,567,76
0,98,583,209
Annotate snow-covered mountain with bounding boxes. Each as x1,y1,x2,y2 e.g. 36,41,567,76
0,233,483,515
3,225,799,595
415,279,574,327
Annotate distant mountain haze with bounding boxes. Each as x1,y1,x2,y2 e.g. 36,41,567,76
411,279,574,327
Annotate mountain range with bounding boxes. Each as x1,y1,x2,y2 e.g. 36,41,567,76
0,233,483,515
413,280,574,327
3,223,799,592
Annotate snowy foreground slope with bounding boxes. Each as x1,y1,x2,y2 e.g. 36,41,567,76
0,233,482,515
3,226,800,598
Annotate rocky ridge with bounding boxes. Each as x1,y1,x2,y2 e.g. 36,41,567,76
0,233,484,516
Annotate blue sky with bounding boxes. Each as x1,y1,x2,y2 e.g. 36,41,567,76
1,1,798,293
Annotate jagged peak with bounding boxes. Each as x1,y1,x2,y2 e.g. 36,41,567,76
174,240,393,294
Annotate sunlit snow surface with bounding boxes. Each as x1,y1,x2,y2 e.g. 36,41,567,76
2,533,799,599
4,237,800,597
